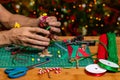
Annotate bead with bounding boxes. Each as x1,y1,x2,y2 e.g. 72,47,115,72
57,50,61,58
32,58,35,61
37,58,40,62
58,55,61,58
46,58,50,61
57,50,60,54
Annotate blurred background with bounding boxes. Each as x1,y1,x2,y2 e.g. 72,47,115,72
1,0,120,36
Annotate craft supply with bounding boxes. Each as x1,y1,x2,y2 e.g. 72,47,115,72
71,35,84,42
0,41,93,68
66,40,96,46
45,68,51,78
45,26,51,30
37,58,40,62
77,48,89,57
47,71,51,78
39,15,48,27
66,44,73,57
69,53,97,64
38,67,61,75
70,45,79,58
38,68,44,74
46,58,50,61
57,50,60,54
107,32,118,64
54,42,67,52
39,48,52,57
5,60,50,78
32,58,35,61
76,59,79,69
85,64,107,76
5,45,19,51
98,59,119,72
57,50,61,58
12,53,29,64
97,34,108,60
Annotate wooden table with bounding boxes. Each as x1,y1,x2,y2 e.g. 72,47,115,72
0,36,120,80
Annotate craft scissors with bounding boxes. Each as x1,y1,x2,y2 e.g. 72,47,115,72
5,59,50,78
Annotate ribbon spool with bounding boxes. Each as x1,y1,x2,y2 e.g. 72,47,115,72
85,64,107,76
98,59,120,72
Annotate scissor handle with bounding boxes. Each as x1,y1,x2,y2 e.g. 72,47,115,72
5,68,16,74
5,67,28,78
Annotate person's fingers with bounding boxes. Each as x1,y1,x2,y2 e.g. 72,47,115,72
50,26,61,33
23,38,50,46
48,22,61,27
29,27,50,35
48,34,59,40
46,18,57,22
51,35,59,40
46,16,57,22
28,33,50,42
23,43,46,50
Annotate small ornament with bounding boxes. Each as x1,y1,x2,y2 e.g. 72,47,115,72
38,67,61,75
38,49,52,57
39,15,48,28
14,22,21,28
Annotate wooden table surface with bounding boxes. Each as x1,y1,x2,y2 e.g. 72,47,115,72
1,68,120,80
0,36,120,80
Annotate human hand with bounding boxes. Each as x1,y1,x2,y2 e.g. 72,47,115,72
7,27,51,49
39,16,61,40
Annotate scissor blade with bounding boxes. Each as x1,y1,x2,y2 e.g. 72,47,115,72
27,60,50,69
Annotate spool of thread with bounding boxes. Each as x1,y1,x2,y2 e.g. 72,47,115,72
85,64,107,76
98,59,119,72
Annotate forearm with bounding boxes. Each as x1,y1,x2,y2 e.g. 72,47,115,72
0,4,12,29
0,31,11,46
0,4,39,29
8,14,40,28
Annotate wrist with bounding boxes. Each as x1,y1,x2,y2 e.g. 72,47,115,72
9,14,40,28
29,18,40,27
0,31,12,46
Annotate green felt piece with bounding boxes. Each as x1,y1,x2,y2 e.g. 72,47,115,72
71,45,79,58
0,41,93,68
